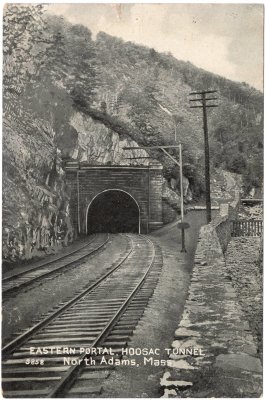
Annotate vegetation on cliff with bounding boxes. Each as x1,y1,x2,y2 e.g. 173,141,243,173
3,5,263,262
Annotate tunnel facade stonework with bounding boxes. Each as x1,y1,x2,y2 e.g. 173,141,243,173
65,162,163,234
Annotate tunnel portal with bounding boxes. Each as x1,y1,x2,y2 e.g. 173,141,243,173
87,190,140,234
65,163,163,234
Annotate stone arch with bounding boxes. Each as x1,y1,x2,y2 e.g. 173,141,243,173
65,163,163,234
86,189,141,234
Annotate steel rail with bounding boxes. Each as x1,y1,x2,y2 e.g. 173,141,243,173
2,234,132,357
3,235,97,283
48,234,156,397
3,234,110,296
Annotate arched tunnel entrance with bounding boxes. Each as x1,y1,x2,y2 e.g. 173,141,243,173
86,190,140,234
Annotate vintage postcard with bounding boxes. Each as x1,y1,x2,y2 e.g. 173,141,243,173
2,3,263,398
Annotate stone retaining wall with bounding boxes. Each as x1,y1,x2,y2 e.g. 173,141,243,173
210,190,240,252
226,237,262,362
160,192,262,398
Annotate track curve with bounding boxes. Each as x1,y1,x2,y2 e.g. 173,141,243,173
2,234,163,398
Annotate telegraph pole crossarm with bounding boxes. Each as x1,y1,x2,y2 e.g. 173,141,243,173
123,145,183,149
190,105,218,108
124,157,152,160
189,97,218,102
190,90,217,95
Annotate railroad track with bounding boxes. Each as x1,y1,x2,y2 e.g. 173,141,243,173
2,234,109,298
2,234,163,398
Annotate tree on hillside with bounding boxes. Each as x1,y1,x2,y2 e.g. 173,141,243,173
58,21,99,105
3,4,46,111
4,6,99,124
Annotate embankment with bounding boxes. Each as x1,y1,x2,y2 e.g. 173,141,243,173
160,192,262,398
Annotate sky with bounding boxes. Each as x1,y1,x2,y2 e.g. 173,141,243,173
47,3,264,91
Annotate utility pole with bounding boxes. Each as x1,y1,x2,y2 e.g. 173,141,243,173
189,90,218,224
179,143,186,252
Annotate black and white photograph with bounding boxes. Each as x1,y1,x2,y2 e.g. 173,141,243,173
2,2,263,398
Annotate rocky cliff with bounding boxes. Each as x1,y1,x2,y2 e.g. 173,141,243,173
3,5,263,264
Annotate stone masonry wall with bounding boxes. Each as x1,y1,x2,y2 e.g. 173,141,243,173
65,163,163,235
226,237,262,362
211,190,240,252
160,192,262,398
149,166,164,231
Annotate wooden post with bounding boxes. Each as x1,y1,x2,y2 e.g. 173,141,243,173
179,144,184,222
77,170,81,234
179,144,186,252
189,90,218,224
202,93,212,224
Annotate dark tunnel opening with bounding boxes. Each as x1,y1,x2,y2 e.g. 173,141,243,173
87,190,140,234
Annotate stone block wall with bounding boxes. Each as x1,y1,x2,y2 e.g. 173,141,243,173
160,191,262,398
226,237,262,361
65,163,163,234
210,190,240,252
149,165,164,231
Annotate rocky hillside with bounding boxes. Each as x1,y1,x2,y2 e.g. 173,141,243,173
3,5,263,263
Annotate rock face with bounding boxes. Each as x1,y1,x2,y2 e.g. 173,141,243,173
69,112,151,166
69,113,190,226
3,6,263,264
162,179,181,211
2,119,74,264
3,110,186,264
